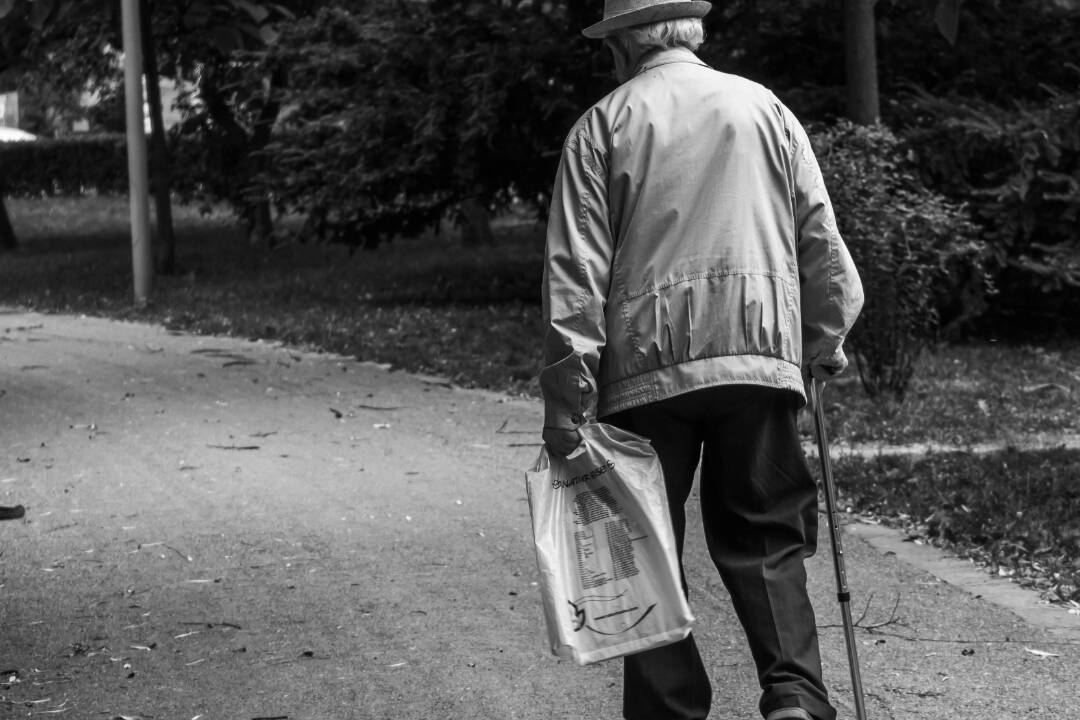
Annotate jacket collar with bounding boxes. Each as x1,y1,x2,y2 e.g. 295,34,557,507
634,46,709,77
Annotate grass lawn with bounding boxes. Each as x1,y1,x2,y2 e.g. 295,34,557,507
823,450,1080,604
2,195,1078,604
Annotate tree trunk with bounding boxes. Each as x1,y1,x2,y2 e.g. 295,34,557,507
0,196,17,251
844,0,880,125
246,72,282,248
201,65,280,246
141,0,177,274
459,198,493,246
248,200,273,246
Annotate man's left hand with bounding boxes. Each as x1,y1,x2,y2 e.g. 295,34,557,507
543,426,582,457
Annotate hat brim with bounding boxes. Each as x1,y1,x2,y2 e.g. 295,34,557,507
582,1,712,39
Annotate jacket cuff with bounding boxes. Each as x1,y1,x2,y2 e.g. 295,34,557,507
806,344,849,376
539,352,594,429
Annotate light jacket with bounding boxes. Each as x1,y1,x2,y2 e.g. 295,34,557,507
541,47,864,430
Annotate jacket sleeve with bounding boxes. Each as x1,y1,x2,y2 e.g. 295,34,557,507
789,112,864,374
540,122,614,430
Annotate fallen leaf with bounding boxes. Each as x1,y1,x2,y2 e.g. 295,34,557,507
1023,646,1060,658
1020,383,1070,396
34,699,71,714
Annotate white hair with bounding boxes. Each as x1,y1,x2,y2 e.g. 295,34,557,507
609,18,705,56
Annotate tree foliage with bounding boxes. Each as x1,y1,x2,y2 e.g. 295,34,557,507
2,0,1078,339
257,0,607,247
699,0,1079,121
160,1,302,242
0,0,308,245
897,83,1080,333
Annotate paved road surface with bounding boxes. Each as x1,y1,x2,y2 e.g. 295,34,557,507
1,311,1076,719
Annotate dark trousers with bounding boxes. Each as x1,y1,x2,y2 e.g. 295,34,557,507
605,385,836,720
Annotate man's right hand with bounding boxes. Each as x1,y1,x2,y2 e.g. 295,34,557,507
542,426,582,457
809,346,848,381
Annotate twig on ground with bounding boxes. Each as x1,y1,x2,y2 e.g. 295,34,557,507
859,593,905,631
821,593,906,633
495,419,533,435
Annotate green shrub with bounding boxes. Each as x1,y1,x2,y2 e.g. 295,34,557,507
0,134,129,196
811,121,988,399
898,86,1080,317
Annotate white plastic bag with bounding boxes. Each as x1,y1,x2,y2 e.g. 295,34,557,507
525,422,694,665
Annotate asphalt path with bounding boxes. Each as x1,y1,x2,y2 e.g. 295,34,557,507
1,311,1077,720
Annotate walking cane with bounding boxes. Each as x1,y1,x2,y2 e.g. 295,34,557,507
809,379,868,720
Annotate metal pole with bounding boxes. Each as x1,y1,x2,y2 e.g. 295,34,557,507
810,379,869,720
843,0,880,124
121,0,153,304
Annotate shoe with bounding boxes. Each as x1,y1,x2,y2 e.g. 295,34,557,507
0,505,25,520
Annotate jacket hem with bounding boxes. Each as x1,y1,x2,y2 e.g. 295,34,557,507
597,355,805,417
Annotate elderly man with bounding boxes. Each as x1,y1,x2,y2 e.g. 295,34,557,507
539,2,864,720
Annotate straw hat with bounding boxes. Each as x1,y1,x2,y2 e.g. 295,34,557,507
582,0,713,39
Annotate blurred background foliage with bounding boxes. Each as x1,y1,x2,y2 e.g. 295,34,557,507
1,0,1078,399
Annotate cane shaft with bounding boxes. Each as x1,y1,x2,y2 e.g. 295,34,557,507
810,380,868,720
813,385,852,600
839,601,868,719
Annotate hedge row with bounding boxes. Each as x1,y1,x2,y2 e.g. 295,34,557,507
1,116,1076,346
0,134,130,196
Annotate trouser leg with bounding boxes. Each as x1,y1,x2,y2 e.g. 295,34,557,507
698,387,836,720
606,402,712,720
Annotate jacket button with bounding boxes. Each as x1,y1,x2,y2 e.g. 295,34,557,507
571,413,584,425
